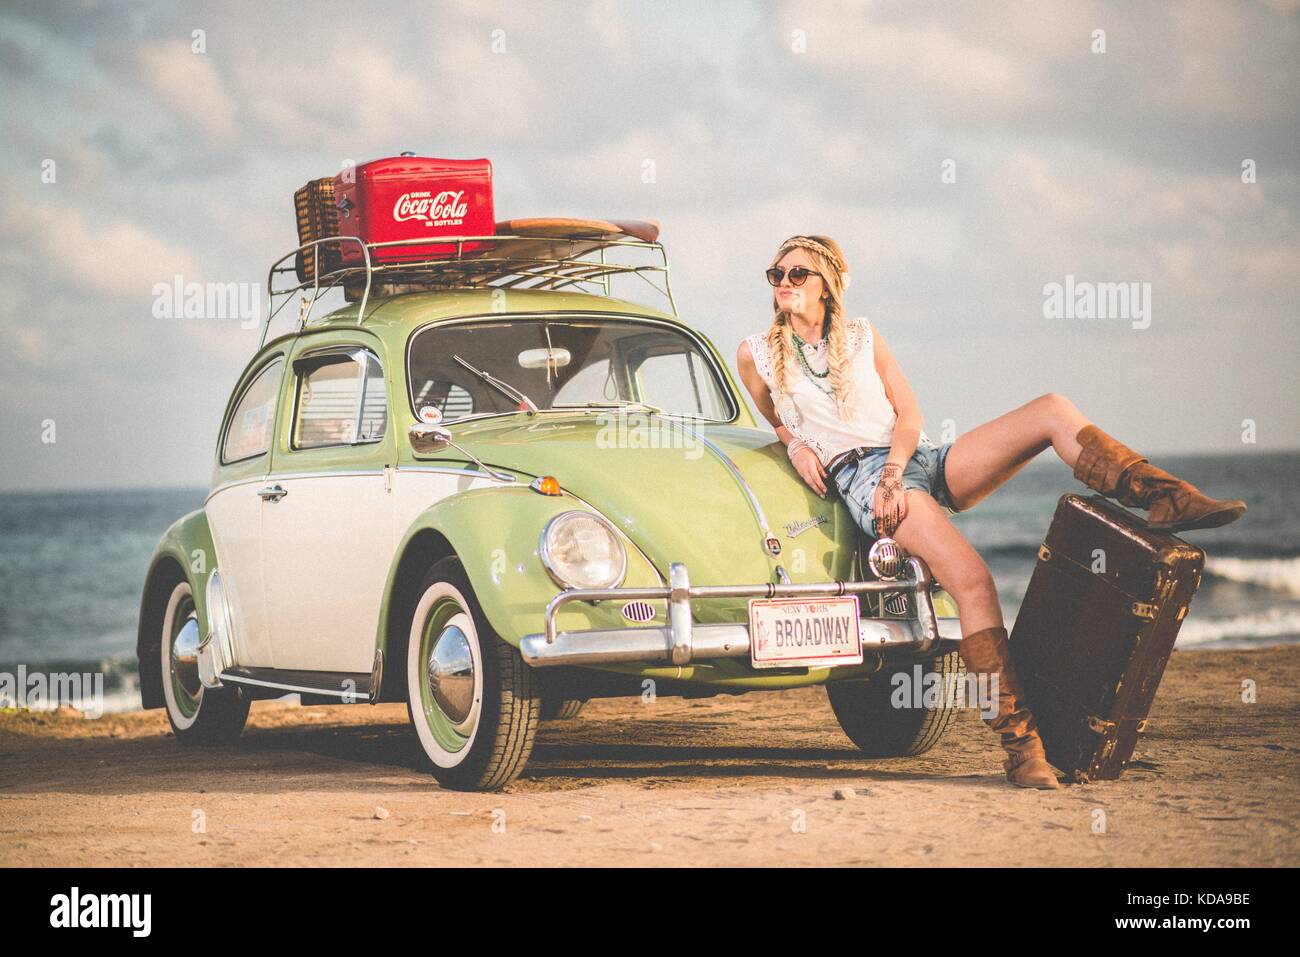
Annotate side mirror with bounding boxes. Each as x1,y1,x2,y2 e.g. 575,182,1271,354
408,422,453,453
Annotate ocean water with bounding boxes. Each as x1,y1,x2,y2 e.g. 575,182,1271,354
1,451,1296,712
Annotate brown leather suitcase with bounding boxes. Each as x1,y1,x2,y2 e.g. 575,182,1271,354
1009,492,1205,782
293,177,341,284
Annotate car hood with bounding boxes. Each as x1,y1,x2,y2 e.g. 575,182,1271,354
435,413,859,586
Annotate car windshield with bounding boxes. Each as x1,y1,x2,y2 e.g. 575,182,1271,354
407,317,735,423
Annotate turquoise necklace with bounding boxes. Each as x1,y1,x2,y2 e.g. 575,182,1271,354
792,330,834,394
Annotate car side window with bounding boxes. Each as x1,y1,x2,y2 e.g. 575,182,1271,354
292,349,387,450
221,358,283,464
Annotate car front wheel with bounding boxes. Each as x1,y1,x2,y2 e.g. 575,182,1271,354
826,650,964,757
405,557,540,791
160,579,249,744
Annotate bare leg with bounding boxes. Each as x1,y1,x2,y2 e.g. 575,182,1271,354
941,392,1090,513
891,491,1061,788
890,490,1002,635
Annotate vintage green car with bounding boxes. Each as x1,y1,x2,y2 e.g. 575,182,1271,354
137,220,965,791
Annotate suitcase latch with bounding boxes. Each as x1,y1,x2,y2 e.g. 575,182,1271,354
1087,714,1117,735
1037,543,1052,562
1131,601,1157,620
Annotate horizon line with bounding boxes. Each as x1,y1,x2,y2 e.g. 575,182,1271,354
2,445,1297,496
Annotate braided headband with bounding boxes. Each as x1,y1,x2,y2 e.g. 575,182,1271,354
777,237,850,287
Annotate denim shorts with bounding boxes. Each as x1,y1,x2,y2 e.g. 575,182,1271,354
829,436,961,543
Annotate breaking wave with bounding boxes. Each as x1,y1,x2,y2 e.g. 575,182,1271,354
1176,608,1300,649
1204,556,1300,597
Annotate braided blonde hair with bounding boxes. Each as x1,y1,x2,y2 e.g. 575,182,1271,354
765,234,856,421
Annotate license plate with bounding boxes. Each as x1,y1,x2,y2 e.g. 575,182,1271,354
748,595,863,669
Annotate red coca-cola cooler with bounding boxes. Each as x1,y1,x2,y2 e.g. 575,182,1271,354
333,154,495,264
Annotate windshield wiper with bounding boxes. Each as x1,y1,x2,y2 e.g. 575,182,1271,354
552,399,666,414
453,355,539,415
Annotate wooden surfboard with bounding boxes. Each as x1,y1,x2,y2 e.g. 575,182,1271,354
493,217,660,243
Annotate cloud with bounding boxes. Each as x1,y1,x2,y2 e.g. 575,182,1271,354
0,187,201,299
132,41,241,142
0,0,1297,491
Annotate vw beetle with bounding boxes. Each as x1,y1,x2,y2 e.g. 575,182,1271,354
137,219,966,790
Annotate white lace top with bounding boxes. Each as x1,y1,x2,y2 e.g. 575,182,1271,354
744,316,929,467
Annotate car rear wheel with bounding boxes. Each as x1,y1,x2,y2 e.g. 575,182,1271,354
826,650,963,757
160,580,250,744
405,557,540,791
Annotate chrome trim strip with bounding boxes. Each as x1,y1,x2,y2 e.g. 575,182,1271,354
396,464,517,480
690,430,780,556
219,673,369,700
206,469,388,504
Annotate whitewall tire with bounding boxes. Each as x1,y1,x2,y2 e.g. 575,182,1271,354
405,557,540,791
160,579,249,744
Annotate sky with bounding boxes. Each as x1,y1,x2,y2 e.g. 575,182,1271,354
1,0,1297,492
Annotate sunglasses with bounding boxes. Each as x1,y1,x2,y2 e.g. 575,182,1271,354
766,266,822,287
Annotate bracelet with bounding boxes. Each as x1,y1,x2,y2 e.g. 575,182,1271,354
787,439,809,461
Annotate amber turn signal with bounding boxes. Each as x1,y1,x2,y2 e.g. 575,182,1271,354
530,475,562,496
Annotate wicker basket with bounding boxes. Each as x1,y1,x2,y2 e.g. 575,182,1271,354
293,177,341,284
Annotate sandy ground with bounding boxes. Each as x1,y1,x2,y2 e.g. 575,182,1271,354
1,646,1297,867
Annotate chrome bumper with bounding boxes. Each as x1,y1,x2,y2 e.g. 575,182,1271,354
519,557,959,668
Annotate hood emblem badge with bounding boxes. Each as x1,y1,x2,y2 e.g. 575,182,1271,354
784,515,828,538
764,536,783,556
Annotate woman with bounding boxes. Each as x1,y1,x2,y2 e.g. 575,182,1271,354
736,234,1246,789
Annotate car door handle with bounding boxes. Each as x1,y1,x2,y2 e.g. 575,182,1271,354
257,484,289,503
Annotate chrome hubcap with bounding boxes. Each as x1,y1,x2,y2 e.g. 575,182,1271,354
427,623,475,732
171,614,203,701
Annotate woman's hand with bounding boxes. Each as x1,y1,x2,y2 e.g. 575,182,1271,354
873,463,908,536
791,446,827,498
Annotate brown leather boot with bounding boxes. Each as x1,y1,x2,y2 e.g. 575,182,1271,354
1072,424,1246,533
959,626,1061,789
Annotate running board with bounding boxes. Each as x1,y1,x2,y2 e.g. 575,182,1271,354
219,666,374,703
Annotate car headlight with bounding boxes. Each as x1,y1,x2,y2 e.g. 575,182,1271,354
540,510,628,590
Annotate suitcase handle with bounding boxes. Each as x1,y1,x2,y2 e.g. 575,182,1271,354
1087,714,1117,734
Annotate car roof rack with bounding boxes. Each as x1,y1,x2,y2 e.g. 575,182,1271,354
260,218,677,349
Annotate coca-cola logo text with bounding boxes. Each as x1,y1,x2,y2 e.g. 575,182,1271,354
392,190,469,225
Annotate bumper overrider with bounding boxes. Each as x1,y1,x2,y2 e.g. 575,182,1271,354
519,556,961,668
